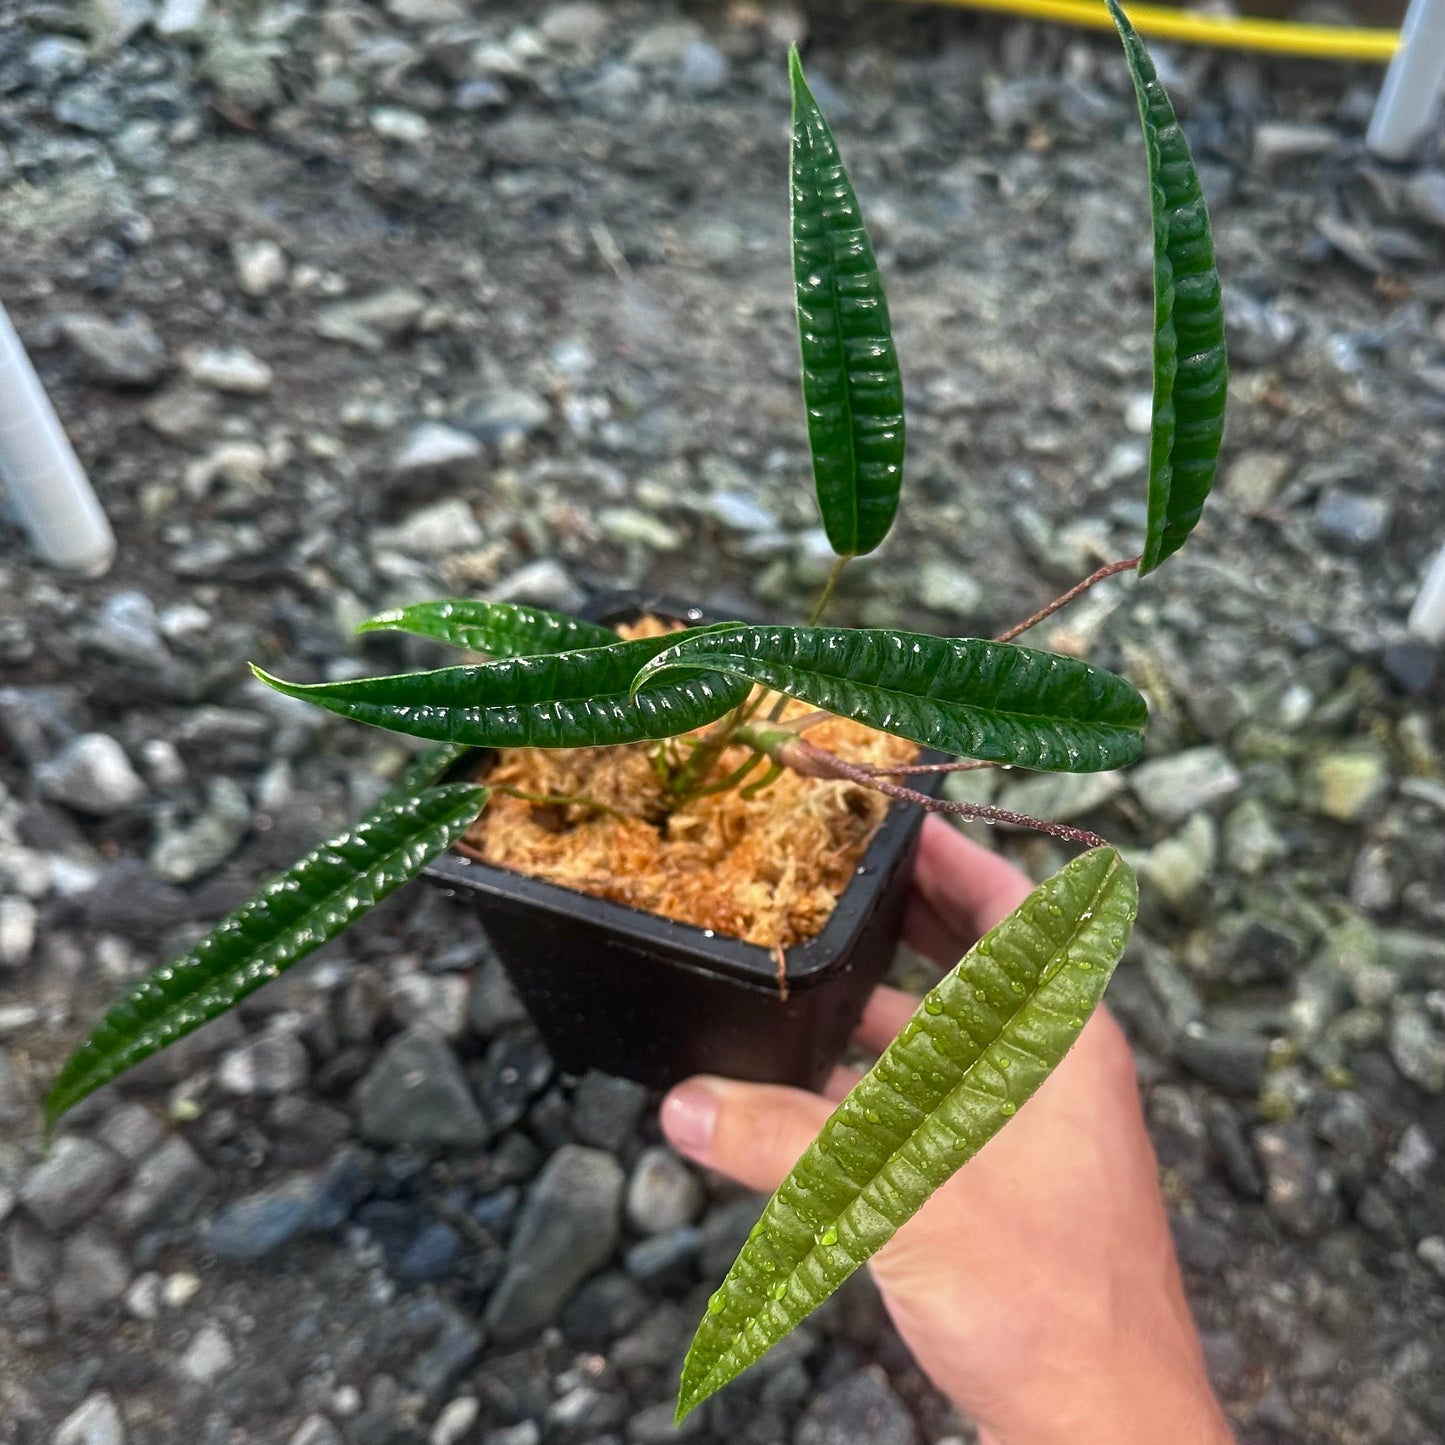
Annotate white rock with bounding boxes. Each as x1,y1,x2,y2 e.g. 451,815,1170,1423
232,238,287,296
53,1392,125,1445
179,1323,235,1383
370,106,431,144
375,498,485,557
0,896,37,968
429,1398,480,1445
183,345,273,394
184,440,269,499
391,422,482,477
154,0,209,38
35,734,147,815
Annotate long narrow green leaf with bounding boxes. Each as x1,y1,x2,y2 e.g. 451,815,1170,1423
45,784,489,1132
790,48,905,559
1108,0,1227,576
634,626,1147,772
253,634,750,749
359,600,617,657
676,846,1138,1420
376,742,472,810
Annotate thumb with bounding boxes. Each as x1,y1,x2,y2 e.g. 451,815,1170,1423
660,1075,833,1194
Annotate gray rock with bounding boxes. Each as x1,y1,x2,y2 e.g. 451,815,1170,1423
1305,746,1390,823
1138,814,1216,913
1174,1025,1269,1094
58,312,165,386
80,861,189,939
1255,1123,1323,1235
35,734,147,815
91,591,170,667
626,1146,704,1235
375,498,485,556
572,1070,648,1151
486,558,584,613
113,1136,209,1233
462,389,550,443
286,1419,343,1445
541,2,610,49
1129,747,1242,822
179,1322,235,1382
389,425,483,480
387,973,470,1039
1252,121,1338,167
21,1136,126,1231
200,22,281,115
1223,450,1290,510
182,345,273,395
355,1026,489,1147
314,289,426,351
996,769,1122,825
0,1047,31,1124
394,1220,462,1285
623,1224,700,1286
53,1392,126,1445
628,21,704,67
793,1367,919,1445
154,0,210,39
150,777,251,882
702,490,778,533
52,1226,131,1320
1315,488,1391,551
915,559,984,618
8,1212,61,1291
95,1104,165,1163
0,685,80,764
218,1030,310,1096
0,896,37,968
679,40,729,95
486,1145,624,1342
1388,1007,1445,1093
205,1178,314,1260
1222,797,1286,877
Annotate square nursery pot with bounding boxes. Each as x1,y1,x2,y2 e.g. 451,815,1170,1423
425,590,944,1092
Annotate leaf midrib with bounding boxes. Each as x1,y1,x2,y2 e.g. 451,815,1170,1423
685,853,1121,1404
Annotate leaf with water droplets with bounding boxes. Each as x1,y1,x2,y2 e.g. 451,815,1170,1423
790,48,906,558
675,846,1137,1420
45,784,489,1132
1108,0,1227,575
634,625,1147,771
254,632,751,750
359,599,618,657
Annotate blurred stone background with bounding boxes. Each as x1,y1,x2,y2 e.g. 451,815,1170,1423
1,1,1444,1442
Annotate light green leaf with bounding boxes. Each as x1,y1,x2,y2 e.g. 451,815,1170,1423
634,625,1147,772
676,846,1138,1420
790,48,905,558
253,633,751,749
1108,0,1227,576
45,784,489,1132
359,599,617,657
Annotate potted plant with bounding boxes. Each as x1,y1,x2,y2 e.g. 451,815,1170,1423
44,2,1225,1421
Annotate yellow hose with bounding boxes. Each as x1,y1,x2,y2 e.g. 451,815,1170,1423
896,0,1400,61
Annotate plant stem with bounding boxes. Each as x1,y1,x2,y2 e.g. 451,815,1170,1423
850,758,999,777
739,727,1108,850
807,556,850,626
994,555,1140,645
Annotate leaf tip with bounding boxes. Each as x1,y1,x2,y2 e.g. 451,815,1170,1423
357,608,403,635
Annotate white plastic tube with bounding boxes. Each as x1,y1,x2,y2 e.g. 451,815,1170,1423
0,299,115,576
1367,0,1445,160
1408,543,1445,644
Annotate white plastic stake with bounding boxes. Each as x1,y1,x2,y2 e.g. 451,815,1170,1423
1367,0,1445,161
1408,543,1445,645
0,299,116,576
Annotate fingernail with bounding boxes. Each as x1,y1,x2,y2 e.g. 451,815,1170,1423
661,1080,720,1158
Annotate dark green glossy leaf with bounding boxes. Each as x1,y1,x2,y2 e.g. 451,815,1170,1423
45,784,488,1132
253,633,751,749
376,742,472,809
790,48,905,558
359,599,617,657
1109,0,1227,576
635,626,1147,772
677,846,1138,1420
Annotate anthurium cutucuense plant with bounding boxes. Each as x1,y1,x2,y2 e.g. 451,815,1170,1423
46,1,1225,1421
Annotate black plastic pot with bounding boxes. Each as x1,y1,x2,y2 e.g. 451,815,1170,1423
425,592,943,1092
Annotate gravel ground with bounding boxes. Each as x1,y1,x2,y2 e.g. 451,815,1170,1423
3,2,1445,1443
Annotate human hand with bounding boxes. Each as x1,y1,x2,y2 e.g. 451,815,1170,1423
661,817,1234,1445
